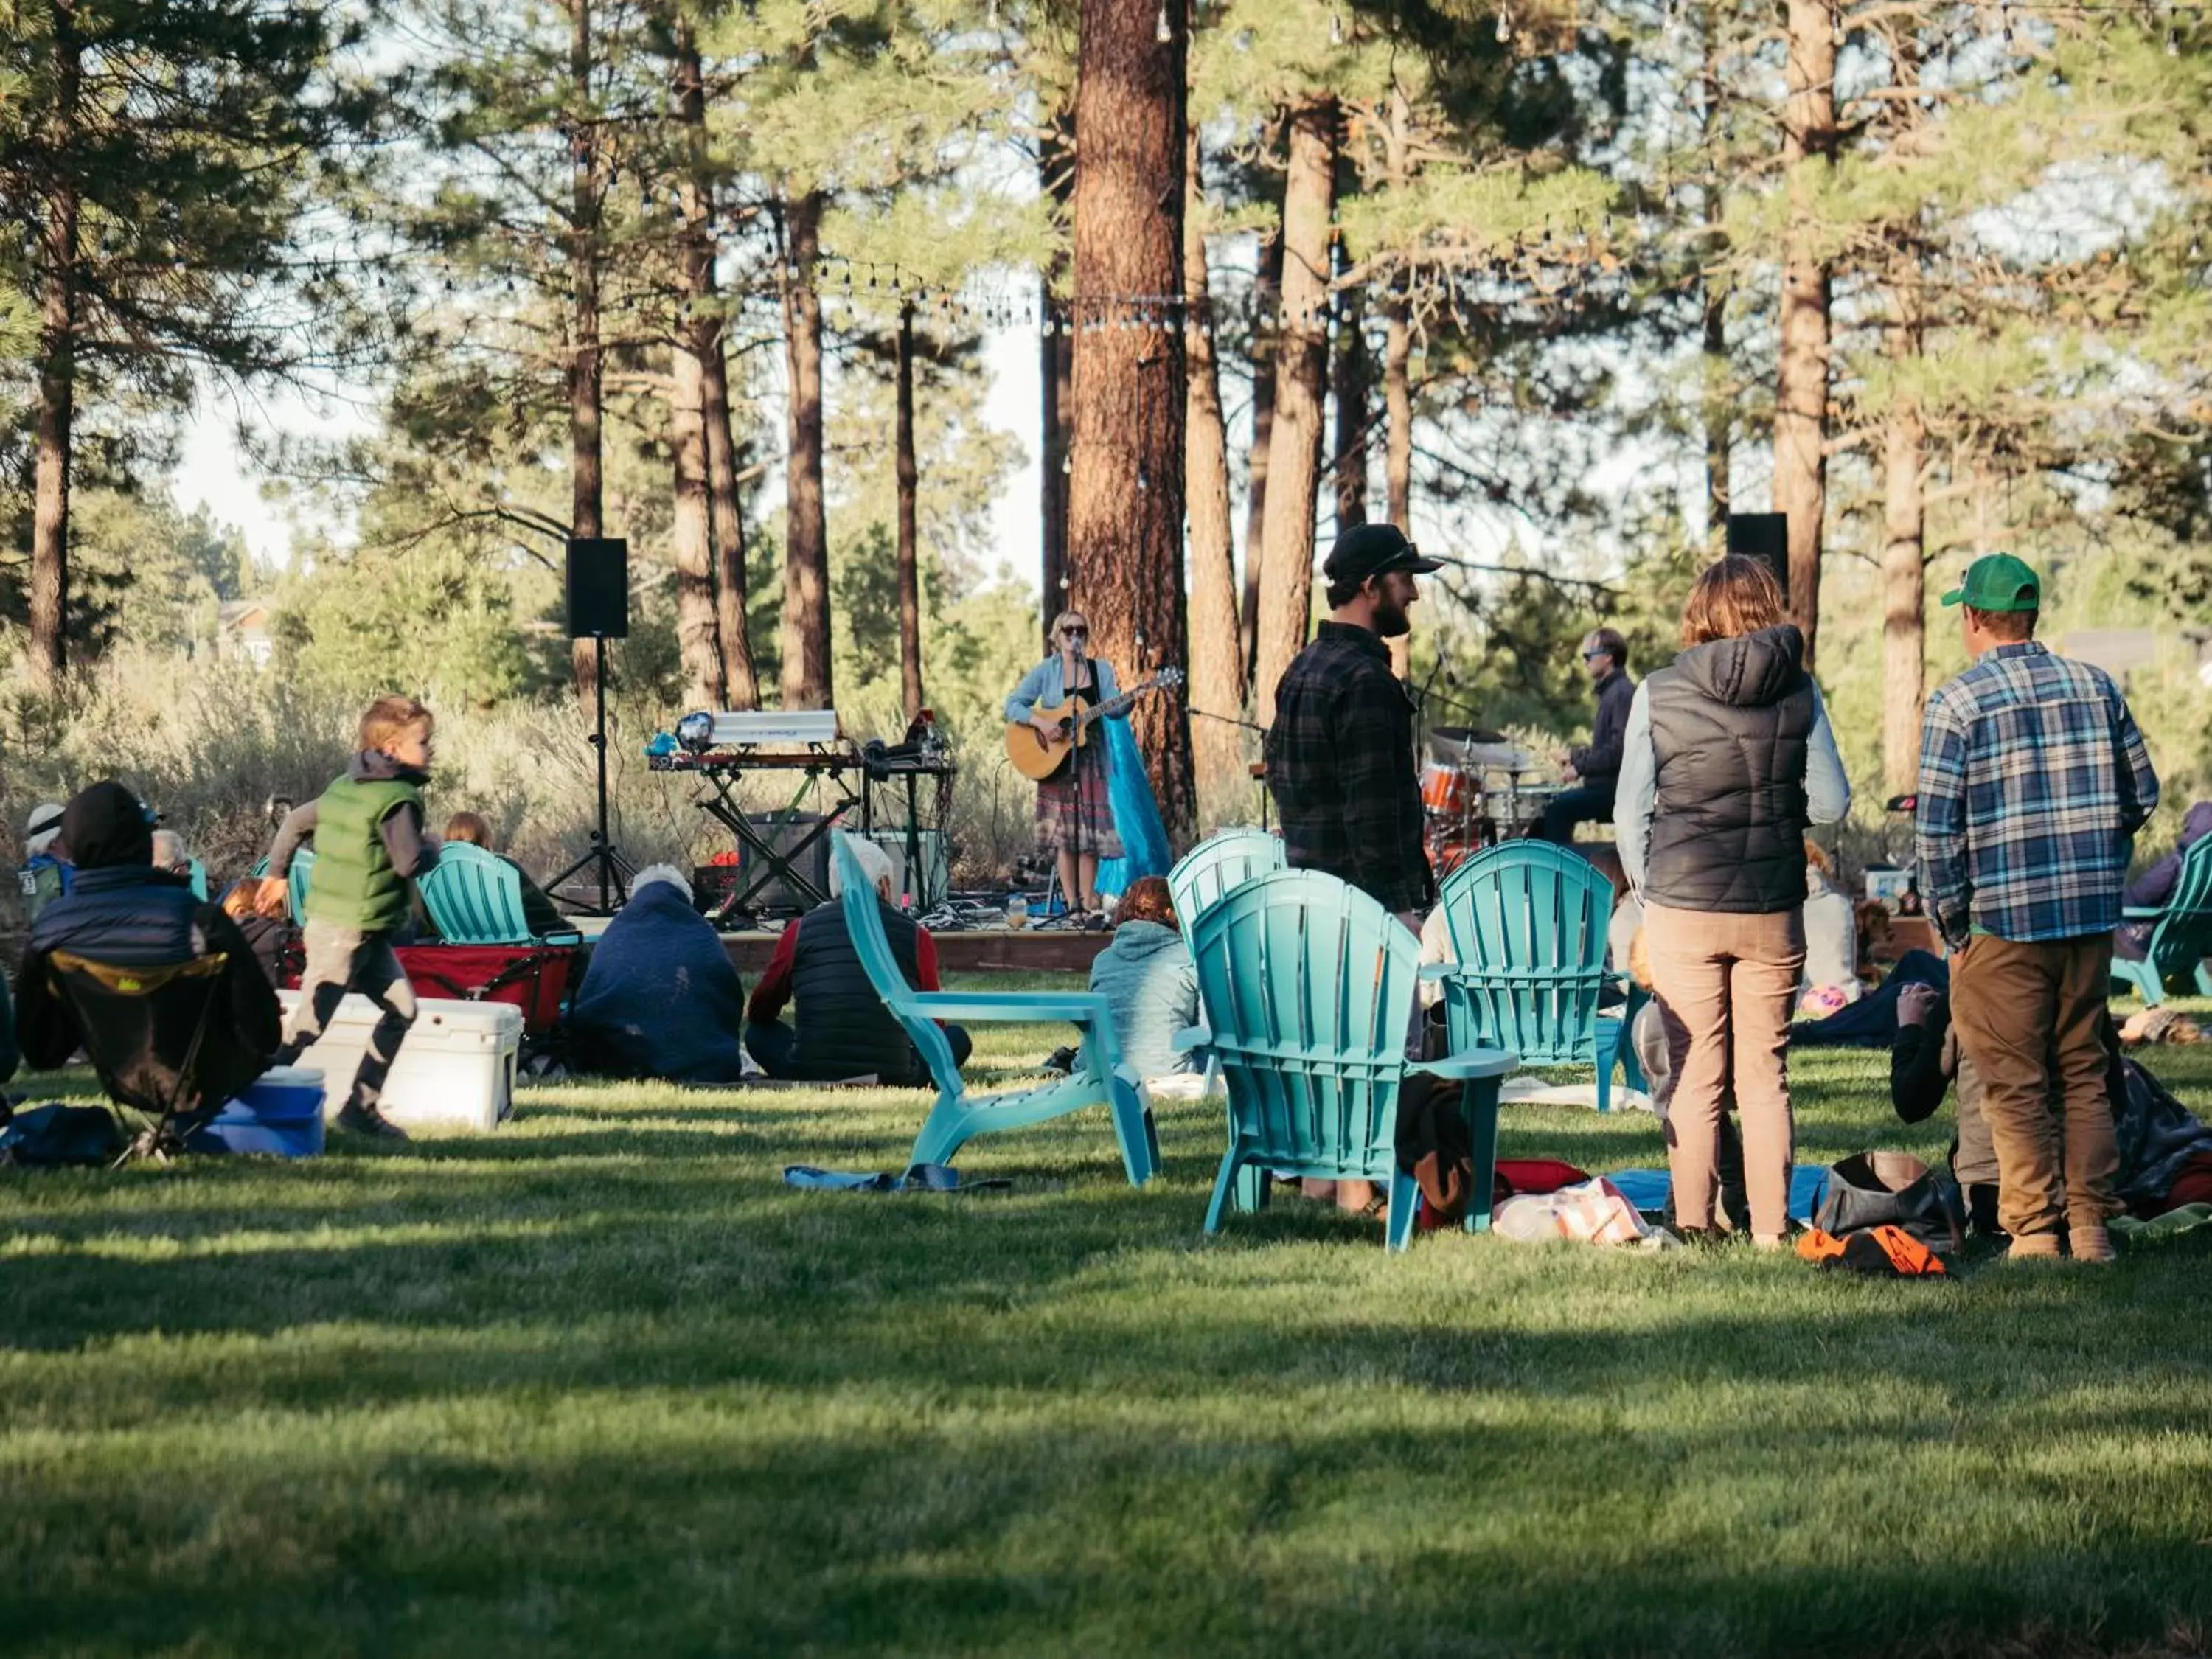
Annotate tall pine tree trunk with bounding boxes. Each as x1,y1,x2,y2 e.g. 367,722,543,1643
779,190,832,709
1775,0,1837,667
668,24,722,715
1700,16,1731,543
567,0,607,700
1037,130,1073,646
895,301,924,720
672,17,757,710
669,345,721,714
1385,284,1412,527
1240,213,1283,681
1331,248,1369,531
1184,125,1246,805
1882,309,1926,799
1070,0,1194,841
29,8,80,684
703,340,756,709
1253,97,1337,726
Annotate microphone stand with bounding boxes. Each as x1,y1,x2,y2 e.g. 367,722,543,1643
1191,705,1274,830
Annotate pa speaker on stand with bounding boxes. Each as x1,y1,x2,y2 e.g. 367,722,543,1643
549,538,638,916
1725,512,1789,604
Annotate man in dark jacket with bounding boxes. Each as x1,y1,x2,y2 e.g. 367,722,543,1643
1265,522,1442,931
1539,627,1636,846
13,781,281,1110
568,866,751,1084
744,836,969,1085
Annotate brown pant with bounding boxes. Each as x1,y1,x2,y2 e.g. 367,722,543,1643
1644,904,1805,1237
1948,933,2118,1240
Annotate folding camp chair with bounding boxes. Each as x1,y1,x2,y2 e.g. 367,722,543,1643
43,950,237,1163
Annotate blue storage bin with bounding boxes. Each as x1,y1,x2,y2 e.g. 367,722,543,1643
187,1067,327,1158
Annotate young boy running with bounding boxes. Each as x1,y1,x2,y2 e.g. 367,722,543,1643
268,695,441,1140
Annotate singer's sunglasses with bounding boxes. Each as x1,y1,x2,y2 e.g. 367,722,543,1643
1059,625,1090,639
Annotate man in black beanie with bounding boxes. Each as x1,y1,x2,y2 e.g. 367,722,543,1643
13,781,279,1107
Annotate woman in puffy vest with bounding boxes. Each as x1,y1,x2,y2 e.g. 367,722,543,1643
1613,557,1851,1245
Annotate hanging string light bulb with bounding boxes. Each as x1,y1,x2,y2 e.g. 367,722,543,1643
1330,10,1345,44
1495,6,1513,43
1156,3,1172,42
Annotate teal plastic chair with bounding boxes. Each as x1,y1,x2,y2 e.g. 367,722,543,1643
248,852,316,927
417,841,580,945
1177,869,1516,1249
832,837,1158,1184
1167,830,1284,936
2115,836,2212,1006
1425,841,1633,1113
288,849,315,927
187,859,209,902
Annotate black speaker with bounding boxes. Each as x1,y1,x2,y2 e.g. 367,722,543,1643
1725,512,1789,604
565,538,630,639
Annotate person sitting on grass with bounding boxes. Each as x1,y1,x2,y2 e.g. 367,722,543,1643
425,810,566,939
568,865,751,1085
220,878,295,988
1085,877,1200,1086
13,781,279,1108
744,835,970,1085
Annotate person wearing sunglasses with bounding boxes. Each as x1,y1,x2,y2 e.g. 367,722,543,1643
1004,609,1124,920
1537,626,1636,847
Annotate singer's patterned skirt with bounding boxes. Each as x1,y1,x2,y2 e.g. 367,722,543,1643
1034,752,1122,860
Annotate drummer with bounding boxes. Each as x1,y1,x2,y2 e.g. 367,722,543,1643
1537,627,1636,846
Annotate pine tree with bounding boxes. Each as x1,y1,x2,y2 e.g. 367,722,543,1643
1069,0,1197,838
1,0,355,680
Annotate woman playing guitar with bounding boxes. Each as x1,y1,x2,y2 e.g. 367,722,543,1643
1004,609,1123,920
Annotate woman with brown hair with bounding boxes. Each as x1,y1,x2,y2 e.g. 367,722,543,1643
1612,557,1851,1245
1004,608,1125,919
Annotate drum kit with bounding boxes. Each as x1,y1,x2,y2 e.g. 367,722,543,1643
1419,727,1562,875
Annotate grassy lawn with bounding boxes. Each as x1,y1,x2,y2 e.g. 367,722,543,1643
5,978,2211,1658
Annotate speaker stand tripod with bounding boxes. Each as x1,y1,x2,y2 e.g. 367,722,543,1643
549,636,636,916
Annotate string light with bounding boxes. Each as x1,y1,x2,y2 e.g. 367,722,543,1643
1495,7,1512,42
1155,4,1172,42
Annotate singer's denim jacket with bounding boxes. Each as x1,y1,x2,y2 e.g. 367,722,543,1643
1004,655,1124,726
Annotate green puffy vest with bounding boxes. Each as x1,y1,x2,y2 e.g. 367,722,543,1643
304,773,423,933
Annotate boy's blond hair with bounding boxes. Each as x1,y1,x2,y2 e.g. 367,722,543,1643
359,695,434,753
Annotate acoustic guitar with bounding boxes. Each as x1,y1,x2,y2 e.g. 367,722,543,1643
1004,667,1185,782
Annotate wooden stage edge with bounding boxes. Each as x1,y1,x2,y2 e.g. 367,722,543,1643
560,914,1108,975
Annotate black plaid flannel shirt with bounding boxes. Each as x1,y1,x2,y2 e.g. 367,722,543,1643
1264,622,1435,915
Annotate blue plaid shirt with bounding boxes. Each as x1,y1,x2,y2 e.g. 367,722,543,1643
1915,641,2160,947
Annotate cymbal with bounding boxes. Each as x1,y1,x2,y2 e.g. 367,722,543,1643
1429,724,1509,746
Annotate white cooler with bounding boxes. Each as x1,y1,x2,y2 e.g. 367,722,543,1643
276,991,522,1133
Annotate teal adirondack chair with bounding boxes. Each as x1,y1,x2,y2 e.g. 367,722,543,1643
833,837,1158,1183
247,852,313,924
187,859,209,902
1178,869,1516,1249
417,841,580,945
1167,830,1285,936
1425,841,1635,1113
2114,835,2212,1006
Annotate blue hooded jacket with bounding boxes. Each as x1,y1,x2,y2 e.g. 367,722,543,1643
568,880,750,1083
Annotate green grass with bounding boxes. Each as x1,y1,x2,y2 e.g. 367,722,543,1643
5,981,2212,1659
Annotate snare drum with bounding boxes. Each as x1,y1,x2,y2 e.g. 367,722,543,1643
1419,762,1474,820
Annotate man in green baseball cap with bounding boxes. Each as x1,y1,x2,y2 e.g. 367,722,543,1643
1914,550,2161,1265
1938,552,2040,614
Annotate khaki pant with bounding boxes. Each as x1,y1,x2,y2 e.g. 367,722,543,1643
1644,903,1805,1237
279,920,417,1117
1948,933,2118,1241
1951,1047,1999,1188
